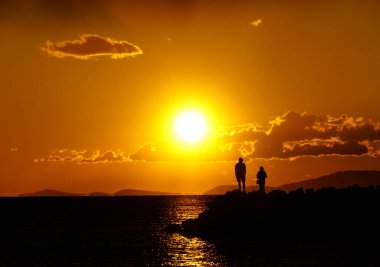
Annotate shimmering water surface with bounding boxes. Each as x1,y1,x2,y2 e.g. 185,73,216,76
149,196,226,266
0,196,227,266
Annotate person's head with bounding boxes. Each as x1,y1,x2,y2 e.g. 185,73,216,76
238,157,243,163
260,166,264,171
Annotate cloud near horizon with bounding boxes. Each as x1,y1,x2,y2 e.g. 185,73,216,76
39,111,380,163
41,34,142,59
130,111,380,162
44,149,128,164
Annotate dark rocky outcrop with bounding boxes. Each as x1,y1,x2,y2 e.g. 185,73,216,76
203,170,380,195
168,185,380,243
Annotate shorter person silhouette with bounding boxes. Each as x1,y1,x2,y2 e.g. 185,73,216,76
256,166,267,193
235,157,246,192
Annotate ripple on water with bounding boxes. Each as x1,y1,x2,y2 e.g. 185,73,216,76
148,195,227,266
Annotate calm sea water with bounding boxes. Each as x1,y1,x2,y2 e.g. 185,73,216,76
2,195,375,266
0,195,227,266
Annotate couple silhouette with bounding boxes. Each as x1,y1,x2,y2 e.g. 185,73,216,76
235,158,267,193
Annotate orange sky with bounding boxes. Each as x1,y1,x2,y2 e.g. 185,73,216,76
1,0,380,195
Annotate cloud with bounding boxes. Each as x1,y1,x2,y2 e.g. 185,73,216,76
282,140,368,158
235,111,380,159
78,150,127,163
130,111,380,162
41,34,142,59
47,149,87,162
40,112,380,163
45,149,127,164
250,18,262,27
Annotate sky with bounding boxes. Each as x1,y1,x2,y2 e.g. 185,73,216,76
1,0,380,195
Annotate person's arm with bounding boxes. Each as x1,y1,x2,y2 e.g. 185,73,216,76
243,164,246,175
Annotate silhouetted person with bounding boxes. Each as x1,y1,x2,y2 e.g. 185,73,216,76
235,157,246,192
256,166,267,193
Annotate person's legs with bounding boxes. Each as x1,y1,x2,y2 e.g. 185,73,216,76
237,179,241,191
259,182,265,193
258,182,263,192
242,178,246,192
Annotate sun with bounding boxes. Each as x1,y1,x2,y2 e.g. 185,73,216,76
174,111,209,143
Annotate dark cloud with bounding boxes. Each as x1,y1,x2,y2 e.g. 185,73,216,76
282,140,368,158
41,34,142,59
130,111,380,162
46,149,127,164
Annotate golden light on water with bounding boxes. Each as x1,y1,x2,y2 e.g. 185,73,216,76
162,196,226,266
166,234,223,267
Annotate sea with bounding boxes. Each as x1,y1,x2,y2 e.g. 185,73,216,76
0,195,230,266
2,195,375,266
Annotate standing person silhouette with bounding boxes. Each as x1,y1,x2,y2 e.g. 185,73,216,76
235,157,246,192
256,166,267,193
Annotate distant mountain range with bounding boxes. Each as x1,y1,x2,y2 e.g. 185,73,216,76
19,188,176,197
87,192,112,197
19,170,380,197
203,170,380,195
19,189,85,197
113,189,176,196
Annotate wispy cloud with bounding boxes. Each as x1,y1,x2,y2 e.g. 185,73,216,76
78,150,127,163
250,18,262,27
44,149,128,164
41,34,142,59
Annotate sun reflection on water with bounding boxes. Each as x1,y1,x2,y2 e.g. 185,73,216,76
156,196,227,266
164,233,224,267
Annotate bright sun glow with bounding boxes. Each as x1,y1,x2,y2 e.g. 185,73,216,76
174,111,208,143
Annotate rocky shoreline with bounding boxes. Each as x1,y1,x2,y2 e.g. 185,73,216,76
166,185,380,243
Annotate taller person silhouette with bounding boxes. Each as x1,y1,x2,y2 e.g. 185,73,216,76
235,157,246,192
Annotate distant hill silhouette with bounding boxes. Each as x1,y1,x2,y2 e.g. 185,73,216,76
278,170,380,192
113,189,176,196
19,189,176,197
204,170,380,194
20,189,85,197
87,192,112,196
20,170,380,197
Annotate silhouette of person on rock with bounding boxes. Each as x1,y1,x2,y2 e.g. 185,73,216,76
256,166,267,193
235,157,246,192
